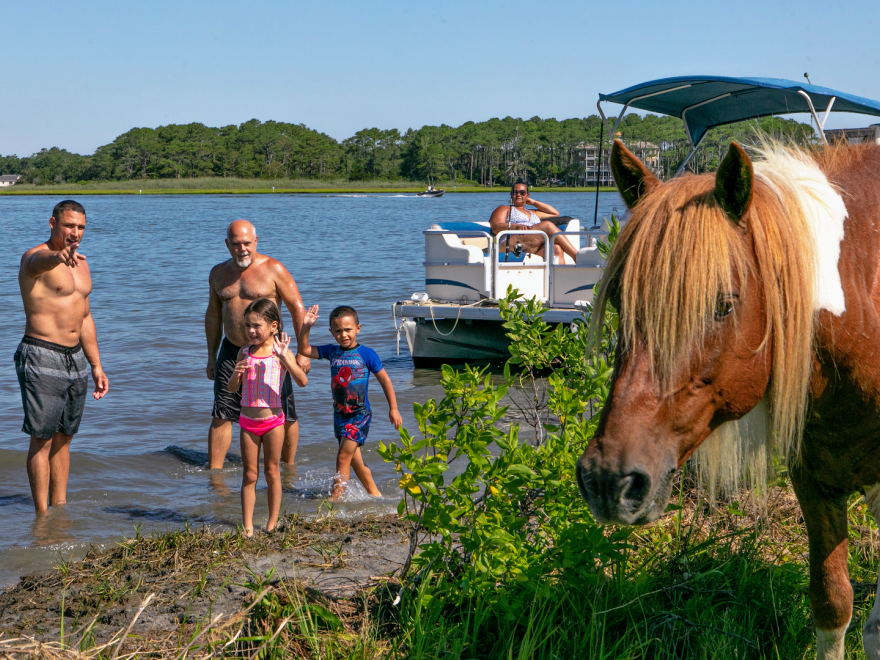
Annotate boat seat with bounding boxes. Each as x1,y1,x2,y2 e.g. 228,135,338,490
427,225,484,264
429,220,585,263
460,236,489,250
435,221,493,235
575,237,605,268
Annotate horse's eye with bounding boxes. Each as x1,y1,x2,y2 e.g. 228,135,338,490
714,295,737,321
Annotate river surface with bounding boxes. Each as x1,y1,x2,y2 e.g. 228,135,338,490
0,191,623,588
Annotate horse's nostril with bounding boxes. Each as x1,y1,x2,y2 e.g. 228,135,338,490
576,463,594,501
620,471,651,505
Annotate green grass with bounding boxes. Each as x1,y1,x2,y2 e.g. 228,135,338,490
384,487,880,660
0,177,617,195
396,551,809,659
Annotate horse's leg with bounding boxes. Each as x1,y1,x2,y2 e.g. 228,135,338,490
862,484,880,656
791,467,852,660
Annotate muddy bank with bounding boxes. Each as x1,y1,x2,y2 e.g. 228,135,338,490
0,514,408,654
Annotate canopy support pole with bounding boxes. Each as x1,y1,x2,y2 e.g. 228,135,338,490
821,96,837,129
680,93,732,147
611,103,630,134
596,100,615,140
671,92,732,178
673,133,707,177
798,91,830,145
593,119,604,228
598,84,693,140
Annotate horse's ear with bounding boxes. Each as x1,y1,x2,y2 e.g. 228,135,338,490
610,139,659,209
714,142,753,225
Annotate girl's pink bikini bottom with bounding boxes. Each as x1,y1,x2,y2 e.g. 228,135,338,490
239,412,286,437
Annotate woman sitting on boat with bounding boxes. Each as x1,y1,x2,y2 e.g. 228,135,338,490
489,181,579,263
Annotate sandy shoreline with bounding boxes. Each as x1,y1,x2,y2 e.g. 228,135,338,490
0,514,408,655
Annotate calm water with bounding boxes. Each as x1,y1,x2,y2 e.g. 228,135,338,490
0,191,623,587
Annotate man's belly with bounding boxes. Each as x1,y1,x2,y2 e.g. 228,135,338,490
222,297,279,345
24,311,85,347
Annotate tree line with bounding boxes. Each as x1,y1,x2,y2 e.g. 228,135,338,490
0,114,813,186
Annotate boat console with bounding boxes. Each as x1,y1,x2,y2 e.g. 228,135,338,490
422,219,605,306
393,219,608,366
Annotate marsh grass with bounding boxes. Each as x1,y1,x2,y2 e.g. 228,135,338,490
0,514,404,658
0,178,616,195
0,490,878,658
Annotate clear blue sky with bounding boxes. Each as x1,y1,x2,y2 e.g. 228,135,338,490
3,0,879,156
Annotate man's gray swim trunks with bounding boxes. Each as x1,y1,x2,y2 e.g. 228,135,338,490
14,336,89,439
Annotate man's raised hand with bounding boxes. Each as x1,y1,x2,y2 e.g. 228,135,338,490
273,332,291,356
58,244,86,268
302,305,319,328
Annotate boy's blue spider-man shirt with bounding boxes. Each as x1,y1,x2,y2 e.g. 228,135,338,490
315,344,383,418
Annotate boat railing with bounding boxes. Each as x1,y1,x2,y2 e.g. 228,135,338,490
548,231,610,308
493,230,549,302
423,228,495,300
421,226,608,305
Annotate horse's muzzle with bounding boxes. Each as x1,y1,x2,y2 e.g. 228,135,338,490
576,454,674,526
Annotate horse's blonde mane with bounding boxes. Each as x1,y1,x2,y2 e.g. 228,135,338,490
592,140,821,495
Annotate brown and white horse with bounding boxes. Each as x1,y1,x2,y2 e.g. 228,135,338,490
578,138,880,659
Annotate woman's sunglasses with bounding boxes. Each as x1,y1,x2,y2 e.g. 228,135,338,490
512,190,528,196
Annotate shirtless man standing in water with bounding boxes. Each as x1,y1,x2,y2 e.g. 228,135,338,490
16,200,109,514
206,220,310,469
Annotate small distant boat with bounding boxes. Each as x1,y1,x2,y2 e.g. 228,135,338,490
418,188,445,197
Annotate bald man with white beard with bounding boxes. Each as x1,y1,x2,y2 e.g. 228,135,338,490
205,220,310,469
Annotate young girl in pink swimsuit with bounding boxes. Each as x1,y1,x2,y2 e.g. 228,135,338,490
228,298,307,536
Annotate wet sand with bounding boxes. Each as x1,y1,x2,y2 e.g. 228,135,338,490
0,514,408,654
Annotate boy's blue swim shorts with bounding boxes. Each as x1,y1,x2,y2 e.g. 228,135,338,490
334,410,372,446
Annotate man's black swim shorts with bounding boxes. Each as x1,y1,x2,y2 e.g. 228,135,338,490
212,337,298,422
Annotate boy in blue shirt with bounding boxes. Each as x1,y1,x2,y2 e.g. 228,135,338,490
298,305,402,500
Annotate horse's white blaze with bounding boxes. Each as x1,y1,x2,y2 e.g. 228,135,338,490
755,148,848,316
862,485,880,657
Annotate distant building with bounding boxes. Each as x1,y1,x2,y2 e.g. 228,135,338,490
0,174,22,187
824,124,880,145
574,141,661,186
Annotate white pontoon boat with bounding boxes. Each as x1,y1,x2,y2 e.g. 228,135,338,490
393,219,607,366
396,75,880,366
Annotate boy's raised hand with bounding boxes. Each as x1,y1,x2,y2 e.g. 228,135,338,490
389,408,402,430
273,332,291,356
302,305,319,328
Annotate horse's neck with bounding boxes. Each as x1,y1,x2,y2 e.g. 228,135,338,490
812,146,880,386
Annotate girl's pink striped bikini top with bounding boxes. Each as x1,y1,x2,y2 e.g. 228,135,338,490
240,346,286,408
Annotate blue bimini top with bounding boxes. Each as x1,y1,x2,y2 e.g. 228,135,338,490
599,76,880,146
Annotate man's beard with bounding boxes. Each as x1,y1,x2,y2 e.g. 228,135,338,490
235,257,252,268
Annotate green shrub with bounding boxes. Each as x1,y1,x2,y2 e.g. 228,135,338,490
379,216,825,658
379,281,625,609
